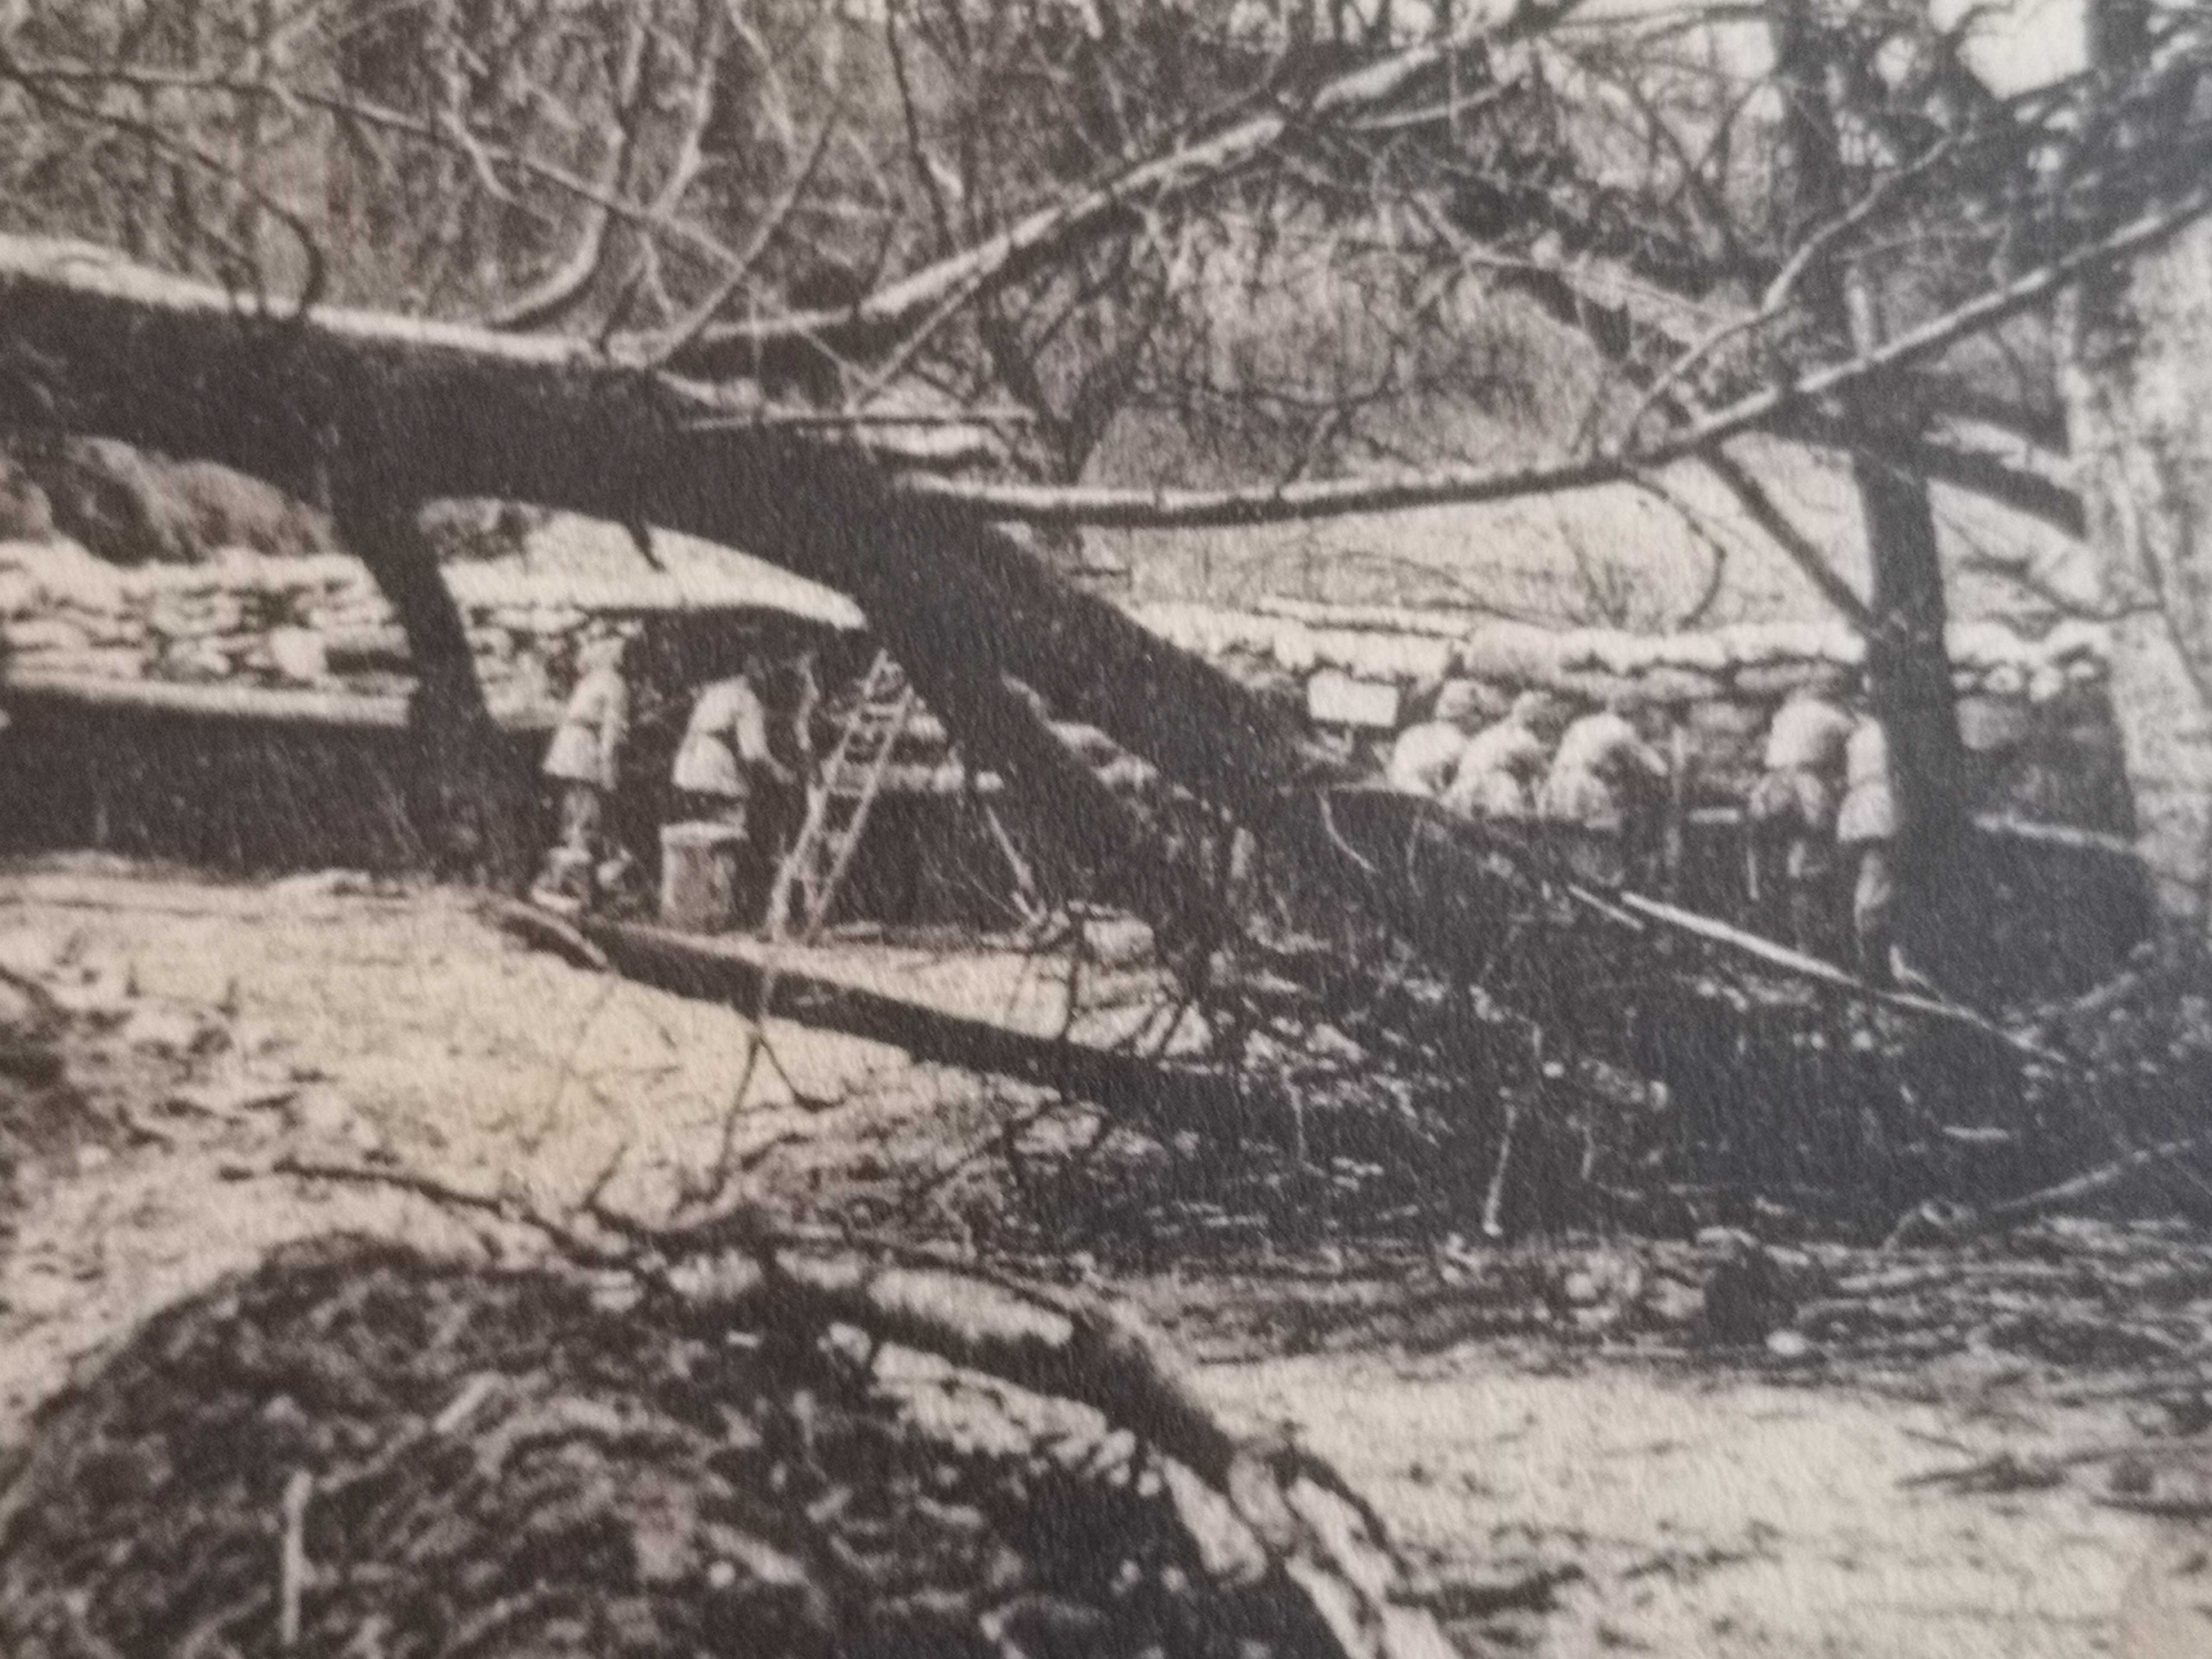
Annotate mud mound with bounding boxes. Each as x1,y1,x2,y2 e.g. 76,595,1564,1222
0,1239,1326,1659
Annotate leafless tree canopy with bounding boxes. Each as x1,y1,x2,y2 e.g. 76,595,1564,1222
5,0,2203,516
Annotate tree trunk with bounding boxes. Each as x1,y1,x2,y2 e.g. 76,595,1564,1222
335,502,535,889
2064,215,2212,948
1773,0,1977,979
2061,0,2212,954
1853,439,1977,972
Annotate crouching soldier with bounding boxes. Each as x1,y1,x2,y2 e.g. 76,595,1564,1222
1386,680,1492,798
1538,690,1670,887
1748,666,1856,955
534,625,630,910
1441,691,1567,822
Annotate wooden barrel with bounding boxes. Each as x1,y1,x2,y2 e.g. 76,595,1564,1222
659,821,745,933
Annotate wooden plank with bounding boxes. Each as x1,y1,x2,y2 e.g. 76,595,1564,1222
1,669,411,729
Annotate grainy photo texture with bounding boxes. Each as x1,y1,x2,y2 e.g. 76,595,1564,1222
0,0,2206,1653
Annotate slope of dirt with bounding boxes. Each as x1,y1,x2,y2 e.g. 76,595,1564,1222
0,1239,1306,1659
1,857,2207,1658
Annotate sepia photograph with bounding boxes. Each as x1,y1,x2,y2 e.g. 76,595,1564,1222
0,0,2206,1652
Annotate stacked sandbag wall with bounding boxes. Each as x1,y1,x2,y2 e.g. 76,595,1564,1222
0,539,594,874
0,542,1018,917
0,539,573,720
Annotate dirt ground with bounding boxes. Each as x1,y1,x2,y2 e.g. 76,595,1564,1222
0,856,2202,1658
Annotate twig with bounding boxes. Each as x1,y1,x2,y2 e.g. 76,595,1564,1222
1407,1564,1584,1619
484,897,610,972
1888,1135,2212,1246
270,1154,628,1266
278,1469,313,1650
1611,889,2073,1066
1481,1092,1522,1241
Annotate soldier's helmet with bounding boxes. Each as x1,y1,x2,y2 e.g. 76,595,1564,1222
1432,679,1491,729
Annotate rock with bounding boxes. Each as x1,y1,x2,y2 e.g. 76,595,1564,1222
4,615,93,656
46,969,136,1024
0,928,73,982
1958,694,2033,755
0,979,38,1032
270,868,375,899
1698,1233,1801,1346
157,640,235,682
1683,698,1767,741
79,612,150,647
0,568,39,617
0,462,55,541
265,626,328,684
1764,1328,1815,1361
1640,1275,1707,1328
1554,668,1641,708
15,435,200,565
121,1003,220,1057
33,540,130,610
1558,1252,1646,1325
1731,661,1825,699
167,460,337,560
30,647,146,680
1633,666,1725,706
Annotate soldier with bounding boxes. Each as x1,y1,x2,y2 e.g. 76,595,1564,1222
1386,680,1491,797
534,623,631,909
671,649,791,830
1748,664,1856,955
1441,690,1568,822
1538,689,1670,887
1837,710,1899,985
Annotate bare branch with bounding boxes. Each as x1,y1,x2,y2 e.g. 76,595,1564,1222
658,15,1564,375
1696,445,1874,629
898,176,2212,528
484,12,654,331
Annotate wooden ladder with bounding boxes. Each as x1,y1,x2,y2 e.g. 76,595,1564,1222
767,651,918,942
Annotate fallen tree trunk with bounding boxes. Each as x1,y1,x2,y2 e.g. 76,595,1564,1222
487,899,1243,1131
